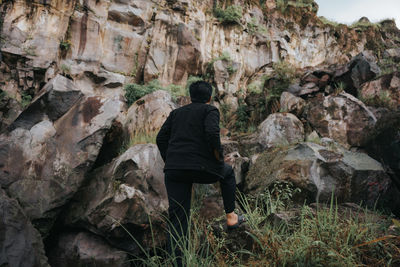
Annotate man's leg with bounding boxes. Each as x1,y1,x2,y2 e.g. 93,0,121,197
164,171,192,266
219,163,236,214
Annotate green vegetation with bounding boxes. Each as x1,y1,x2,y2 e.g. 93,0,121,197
319,16,340,27
124,80,165,106
277,0,316,13
59,40,71,51
350,20,380,30
359,90,396,110
130,52,139,78
60,64,71,74
378,57,400,76
118,131,158,155
120,182,400,266
213,5,243,25
124,78,206,107
247,18,267,35
234,98,249,132
205,51,236,80
21,91,32,108
267,61,297,100
186,76,203,93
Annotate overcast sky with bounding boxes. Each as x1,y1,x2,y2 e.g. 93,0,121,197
315,0,400,27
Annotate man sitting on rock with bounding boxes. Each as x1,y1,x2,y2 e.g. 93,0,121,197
156,80,244,265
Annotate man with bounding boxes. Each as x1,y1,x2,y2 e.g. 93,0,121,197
156,81,244,264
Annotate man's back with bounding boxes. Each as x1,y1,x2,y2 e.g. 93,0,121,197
156,102,224,177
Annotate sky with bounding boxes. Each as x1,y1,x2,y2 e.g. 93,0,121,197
315,0,400,27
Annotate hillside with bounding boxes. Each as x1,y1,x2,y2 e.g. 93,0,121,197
0,0,399,266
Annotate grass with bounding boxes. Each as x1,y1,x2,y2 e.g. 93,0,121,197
118,131,158,155
319,16,340,27
350,20,380,30
378,57,400,76
359,89,396,110
120,181,399,266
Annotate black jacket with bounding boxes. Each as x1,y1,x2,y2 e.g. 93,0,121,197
156,102,224,178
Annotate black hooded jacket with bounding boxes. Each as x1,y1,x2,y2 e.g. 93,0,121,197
156,102,224,178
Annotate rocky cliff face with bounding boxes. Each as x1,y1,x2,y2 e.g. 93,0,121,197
1,0,400,266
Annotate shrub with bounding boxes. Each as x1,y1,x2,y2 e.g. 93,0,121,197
265,61,297,100
124,80,163,106
234,98,249,132
213,5,243,25
59,40,71,51
185,76,203,93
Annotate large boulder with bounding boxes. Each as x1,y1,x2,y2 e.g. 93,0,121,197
360,72,400,110
280,91,306,116
257,113,304,149
305,92,377,147
8,74,83,131
47,232,130,267
63,144,168,253
0,86,124,234
333,51,381,96
244,141,397,209
124,90,177,138
0,188,49,267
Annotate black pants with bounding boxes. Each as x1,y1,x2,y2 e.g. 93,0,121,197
164,163,236,266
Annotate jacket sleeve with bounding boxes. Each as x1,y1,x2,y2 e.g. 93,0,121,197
204,107,223,161
156,112,172,162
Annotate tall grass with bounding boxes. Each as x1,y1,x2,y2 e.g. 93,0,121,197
114,183,400,266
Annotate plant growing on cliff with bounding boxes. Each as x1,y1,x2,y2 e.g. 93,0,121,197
213,5,243,25
247,17,267,35
124,80,163,106
59,40,71,51
20,91,32,108
234,98,249,132
265,61,296,100
205,51,236,80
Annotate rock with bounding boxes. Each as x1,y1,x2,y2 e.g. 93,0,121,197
383,48,400,61
244,142,395,209
0,188,49,267
359,72,400,110
306,131,320,142
257,113,304,149
334,51,381,95
224,152,250,184
280,91,306,116
221,139,240,156
47,232,130,267
124,90,177,137
0,95,124,234
1,1,75,68
267,210,300,227
287,83,320,96
63,144,168,253
9,74,83,131
305,92,377,147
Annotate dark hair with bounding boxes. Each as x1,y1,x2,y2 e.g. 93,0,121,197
189,81,213,103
